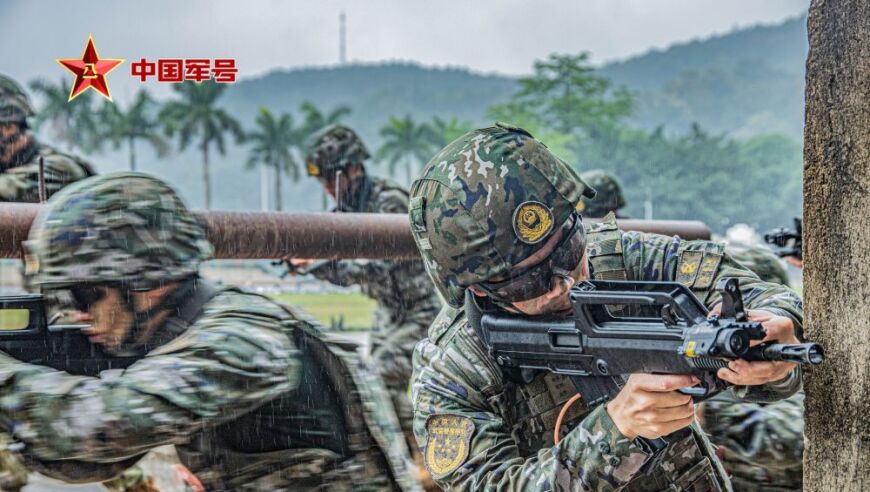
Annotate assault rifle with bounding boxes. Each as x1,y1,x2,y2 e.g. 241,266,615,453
471,277,822,408
0,294,137,377
764,218,802,260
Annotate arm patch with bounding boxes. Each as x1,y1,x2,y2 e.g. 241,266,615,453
424,414,475,479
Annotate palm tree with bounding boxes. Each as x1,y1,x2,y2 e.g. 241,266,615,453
91,89,168,171
159,81,244,209
299,101,352,140
245,107,301,211
376,115,436,184
29,78,96,151
428,116,473,149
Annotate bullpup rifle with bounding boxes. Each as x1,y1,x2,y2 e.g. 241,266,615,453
470,277,822,408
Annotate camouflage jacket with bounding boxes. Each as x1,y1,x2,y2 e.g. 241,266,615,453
310,175,442,326
412,217,803,491
0,282,417,491
0,139,95,202
703,391,804,491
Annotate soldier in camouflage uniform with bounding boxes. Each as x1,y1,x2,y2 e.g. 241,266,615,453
407,124,804,491
0,74,95,492
0,172,418,491
0,74,94,201
702,244,803,491
571,168,804,491
293,125,442,444
576,169,628,218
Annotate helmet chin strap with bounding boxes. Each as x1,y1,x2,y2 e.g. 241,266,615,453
109,277,198,356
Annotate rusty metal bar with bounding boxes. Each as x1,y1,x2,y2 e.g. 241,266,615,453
0,203,710,259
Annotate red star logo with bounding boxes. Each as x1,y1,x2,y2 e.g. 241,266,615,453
57,35,125,102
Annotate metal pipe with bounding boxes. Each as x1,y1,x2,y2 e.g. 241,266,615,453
0,203,710,259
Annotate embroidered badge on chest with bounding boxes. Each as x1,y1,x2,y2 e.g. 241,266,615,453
424,414,475,478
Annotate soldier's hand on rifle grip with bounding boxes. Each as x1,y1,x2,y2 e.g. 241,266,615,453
606,374,699,440
712,309,800,386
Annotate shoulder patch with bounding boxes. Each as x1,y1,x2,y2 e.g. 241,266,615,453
424,414,475,479
694,253,723,290
676,250,703,287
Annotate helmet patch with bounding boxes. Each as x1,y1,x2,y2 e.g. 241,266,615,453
513,201,554,244
306,161,319,176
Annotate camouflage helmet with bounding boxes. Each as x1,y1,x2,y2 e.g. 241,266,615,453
409,123,595,307
24,172,213,291
0,74,35,124
304,124,370,177
576,169,626,217
727,242,791,287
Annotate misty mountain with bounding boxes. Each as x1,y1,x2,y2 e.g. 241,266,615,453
82,14,808,212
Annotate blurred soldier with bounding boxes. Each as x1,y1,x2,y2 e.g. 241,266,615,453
408,123,803,490
702,243,804,491
576,169,628,218
725,241,791,288
1,172,417,491
291,125,442,448
574,168,804,491
0,73,96,492
764,218,803,269
0,74,94,202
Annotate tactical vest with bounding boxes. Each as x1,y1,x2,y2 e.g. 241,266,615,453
585,213,726,300
498,214,729,491
174,291,416,491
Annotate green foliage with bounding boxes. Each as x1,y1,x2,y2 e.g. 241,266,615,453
600,15,807,138
28,78,97,152
576,125,802,232
299,102,352,138
375,115,436,184
427,116,473,149
245,107,303,210
159,81,244,208
272,292,375,330
487,51,802,234
488,53,634,158
89,89,168,171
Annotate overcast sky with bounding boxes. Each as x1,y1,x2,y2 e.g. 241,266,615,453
1,0,808,102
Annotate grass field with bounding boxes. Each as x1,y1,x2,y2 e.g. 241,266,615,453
272,292,376,330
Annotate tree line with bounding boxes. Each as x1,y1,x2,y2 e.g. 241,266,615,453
28,79,473,211
28,51,802,231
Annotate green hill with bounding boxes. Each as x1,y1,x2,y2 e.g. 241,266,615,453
600,15,807,138
85,14,808,213
223,63,517,153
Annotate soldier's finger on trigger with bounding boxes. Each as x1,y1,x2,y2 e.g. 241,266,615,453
634,373,699,392
638,390,693,409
